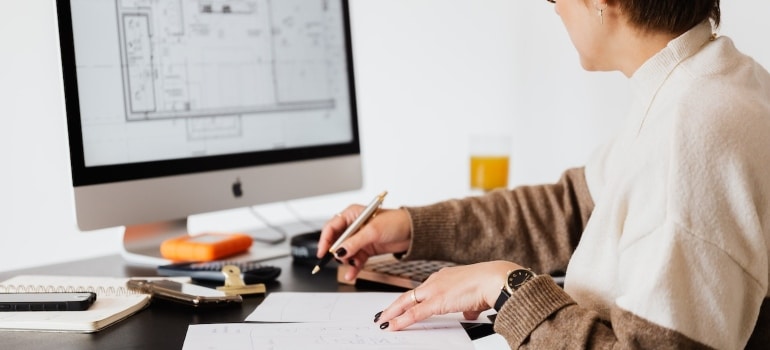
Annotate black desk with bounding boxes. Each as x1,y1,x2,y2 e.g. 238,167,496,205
0,254,358,350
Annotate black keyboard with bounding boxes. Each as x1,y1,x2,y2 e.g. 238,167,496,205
158,260,281,284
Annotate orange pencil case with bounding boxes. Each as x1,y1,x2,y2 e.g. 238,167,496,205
160,233,253,262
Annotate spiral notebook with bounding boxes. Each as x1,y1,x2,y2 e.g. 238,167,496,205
0,275,186,333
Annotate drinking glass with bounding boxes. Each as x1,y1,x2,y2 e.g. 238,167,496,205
469,133,511,192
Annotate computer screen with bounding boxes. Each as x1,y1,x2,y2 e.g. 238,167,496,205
56,0,362,265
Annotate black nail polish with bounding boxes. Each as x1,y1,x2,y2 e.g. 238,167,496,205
379,322,389,330
348,259,356,267
373,311,382,323
335,247,348,258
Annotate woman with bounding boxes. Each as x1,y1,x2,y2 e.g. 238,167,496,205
318,0,770,348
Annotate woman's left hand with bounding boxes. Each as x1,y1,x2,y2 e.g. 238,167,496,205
374,260,523,331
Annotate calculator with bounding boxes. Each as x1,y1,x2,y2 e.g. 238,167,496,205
337,255,457,289
158,260,281,284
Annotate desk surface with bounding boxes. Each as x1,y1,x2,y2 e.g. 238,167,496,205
0,254,359,350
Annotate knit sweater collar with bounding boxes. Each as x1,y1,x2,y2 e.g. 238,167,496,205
629,21,714,103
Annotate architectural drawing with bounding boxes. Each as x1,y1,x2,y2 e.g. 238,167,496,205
116,0,336,132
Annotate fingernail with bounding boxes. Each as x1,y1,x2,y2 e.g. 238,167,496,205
335,247,348,258
348,259,356,267
373,311,382,323
379,322,389,330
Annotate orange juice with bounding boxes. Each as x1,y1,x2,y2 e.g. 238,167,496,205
470,156,509,191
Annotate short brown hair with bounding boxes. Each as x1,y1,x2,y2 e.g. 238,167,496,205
616,0,720,34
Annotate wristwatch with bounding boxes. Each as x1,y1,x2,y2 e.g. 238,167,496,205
493,268,536,312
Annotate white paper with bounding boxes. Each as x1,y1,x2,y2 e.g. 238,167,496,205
246,292,396,322
182,320,475,350
246,292,495,324
472,333,509,350
186,292,502,350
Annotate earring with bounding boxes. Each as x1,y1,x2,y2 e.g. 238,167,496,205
597,4,607,24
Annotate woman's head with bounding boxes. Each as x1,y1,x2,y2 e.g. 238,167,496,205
618,0,720,35
552,0,721,75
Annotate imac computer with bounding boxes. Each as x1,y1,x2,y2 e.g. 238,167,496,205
56,0,362,265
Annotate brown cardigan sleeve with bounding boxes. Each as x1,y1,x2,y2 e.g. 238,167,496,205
399,166,730,349
494,276,714,349
402,167,593,275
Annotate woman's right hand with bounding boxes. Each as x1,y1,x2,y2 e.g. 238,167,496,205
316,206,413,281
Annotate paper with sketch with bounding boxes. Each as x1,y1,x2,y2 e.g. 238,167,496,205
246,292,494,323
246,292,396,322
182,320,475,350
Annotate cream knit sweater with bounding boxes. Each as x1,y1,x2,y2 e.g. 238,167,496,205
571,20,770,349
403,21,770,349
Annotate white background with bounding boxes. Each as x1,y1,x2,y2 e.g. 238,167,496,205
2,0,769,272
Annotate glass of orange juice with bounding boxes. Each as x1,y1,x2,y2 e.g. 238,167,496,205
469,133,511,192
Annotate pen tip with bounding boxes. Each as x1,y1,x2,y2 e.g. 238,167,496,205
311,266,320,275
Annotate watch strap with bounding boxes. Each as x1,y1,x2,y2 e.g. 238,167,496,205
493,268,536,312
493,287,511,312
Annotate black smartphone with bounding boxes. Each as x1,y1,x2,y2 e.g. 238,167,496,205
0,292,97,311
126,279,242,307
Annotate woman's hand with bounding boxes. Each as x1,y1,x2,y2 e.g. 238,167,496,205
316,206,412,281
374,260,523,331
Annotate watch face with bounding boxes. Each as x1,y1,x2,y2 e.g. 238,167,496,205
507,269,535,291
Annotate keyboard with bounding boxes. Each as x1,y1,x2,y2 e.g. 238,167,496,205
338,254,566,289
337,254,457,289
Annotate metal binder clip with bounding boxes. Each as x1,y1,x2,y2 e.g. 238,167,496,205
216,265,266,296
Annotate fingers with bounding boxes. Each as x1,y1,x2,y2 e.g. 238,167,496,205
336,208,412,258
376,287,433,331
463,310,482,320
317,207,413,283
373,262,516,331
339,250,372,281
375,290,486,331
316,206,361,258
375,291,487,331
334,223,377,258
318,207,412,259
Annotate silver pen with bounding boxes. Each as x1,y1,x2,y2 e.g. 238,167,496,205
312,191,388,274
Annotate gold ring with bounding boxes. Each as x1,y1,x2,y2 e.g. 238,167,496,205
411,289,420,305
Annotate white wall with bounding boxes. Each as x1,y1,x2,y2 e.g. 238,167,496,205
1,1,769,272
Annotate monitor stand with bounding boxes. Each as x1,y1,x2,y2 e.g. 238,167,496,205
120,219,188,266
120,218,307,266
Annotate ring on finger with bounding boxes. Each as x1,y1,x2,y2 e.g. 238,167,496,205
411,289,420,305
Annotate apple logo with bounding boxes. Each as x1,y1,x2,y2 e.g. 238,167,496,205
232,178,243,198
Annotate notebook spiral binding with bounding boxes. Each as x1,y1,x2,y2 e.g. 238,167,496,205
0,284,140,296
